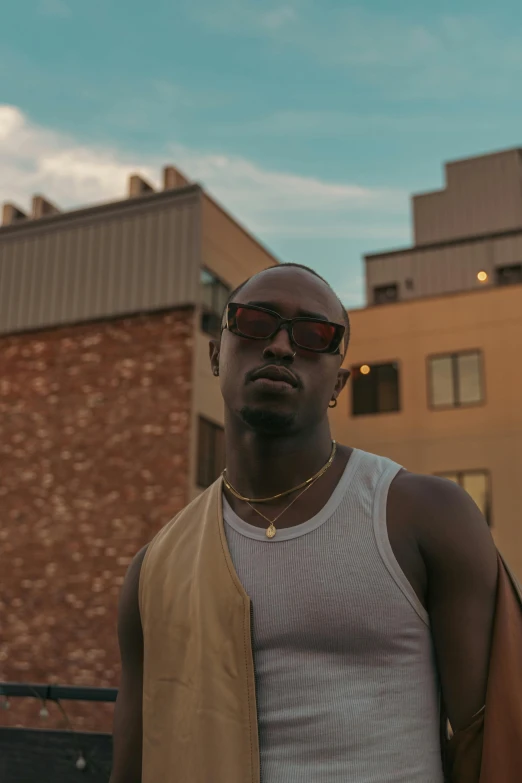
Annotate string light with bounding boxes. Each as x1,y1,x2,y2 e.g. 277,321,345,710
76,752,87,770
39,703,49,719
28,686,50,720
0,685,112,778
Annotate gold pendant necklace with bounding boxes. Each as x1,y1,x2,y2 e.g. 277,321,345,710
246,475,320,539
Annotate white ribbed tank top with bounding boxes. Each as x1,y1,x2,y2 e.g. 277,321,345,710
223,448,444,783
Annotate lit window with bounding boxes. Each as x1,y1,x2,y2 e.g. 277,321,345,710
200,269,231,338
197,417,225,488
428,351,484,408
351,362,400,416
437,470,491,525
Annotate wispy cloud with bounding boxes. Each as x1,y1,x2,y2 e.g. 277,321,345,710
188,0,297,34
189,3,522,99
0,104,408,243
261,6,297,29
189,1,438,64
39,0,71,17
102,80,233,134
217,109,501,139
0,105,153,208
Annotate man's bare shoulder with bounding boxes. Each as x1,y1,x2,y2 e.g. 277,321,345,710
390,469,475,508
388,469,495,568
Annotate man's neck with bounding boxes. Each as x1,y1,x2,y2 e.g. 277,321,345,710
223,418,334,500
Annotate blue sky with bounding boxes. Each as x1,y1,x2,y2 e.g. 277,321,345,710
1,0,522,306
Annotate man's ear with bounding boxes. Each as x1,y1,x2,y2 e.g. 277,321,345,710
331,367,351,403
209,339,220,376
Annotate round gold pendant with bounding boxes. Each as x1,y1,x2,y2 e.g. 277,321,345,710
266,524,276,539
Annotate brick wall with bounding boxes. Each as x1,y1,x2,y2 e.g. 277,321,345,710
0,308,194,732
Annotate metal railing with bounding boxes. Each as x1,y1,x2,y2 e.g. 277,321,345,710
0,682,117,703
0,682,117,783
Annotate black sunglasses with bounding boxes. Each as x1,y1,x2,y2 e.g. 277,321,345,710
224,303,345,354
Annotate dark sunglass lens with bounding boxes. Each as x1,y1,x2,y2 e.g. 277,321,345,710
293,321,336,351
235,307,278,338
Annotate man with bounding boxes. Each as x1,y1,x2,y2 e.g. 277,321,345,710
110,264,500,783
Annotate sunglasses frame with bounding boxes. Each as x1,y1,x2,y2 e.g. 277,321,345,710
224,302,345,355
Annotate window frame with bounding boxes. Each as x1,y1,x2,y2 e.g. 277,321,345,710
435,469,492,526
197,415,225,489
426,349,485,411
495,262,522,286
350,359,402,418
200,267,231,338
373,283,399,305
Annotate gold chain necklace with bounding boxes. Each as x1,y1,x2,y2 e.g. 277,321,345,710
222,441,337,504
222,441,337,540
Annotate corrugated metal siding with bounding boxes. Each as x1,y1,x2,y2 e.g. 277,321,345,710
413,150,522,245
0,191,201,335
366,231,522,304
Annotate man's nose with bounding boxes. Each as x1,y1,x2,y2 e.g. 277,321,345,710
263,326,295,362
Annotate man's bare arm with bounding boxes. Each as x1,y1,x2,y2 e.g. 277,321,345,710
109,545,148,783
396,473,498,732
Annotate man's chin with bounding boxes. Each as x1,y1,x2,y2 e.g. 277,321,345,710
240,405,296,434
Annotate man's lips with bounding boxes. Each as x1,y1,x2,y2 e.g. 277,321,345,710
250,365,299,388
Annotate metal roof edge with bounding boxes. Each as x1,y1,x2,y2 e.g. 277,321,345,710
0,183,202,238
350,279,522,314
365,225,522,261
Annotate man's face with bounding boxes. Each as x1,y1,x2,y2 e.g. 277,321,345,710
211,267,349,435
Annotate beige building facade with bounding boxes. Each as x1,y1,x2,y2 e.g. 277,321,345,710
366,148,522,305
333,148,522,579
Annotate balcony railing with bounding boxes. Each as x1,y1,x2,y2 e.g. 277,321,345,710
0,682,117,783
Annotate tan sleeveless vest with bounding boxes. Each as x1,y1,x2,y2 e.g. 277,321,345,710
139,479,260,783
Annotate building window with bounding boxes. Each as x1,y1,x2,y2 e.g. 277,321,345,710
496,263,522,286
428,351,484,409
200,268,231,338
197,417,225,488
437,470,491,525
351,362,400,416
373,283,399,305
